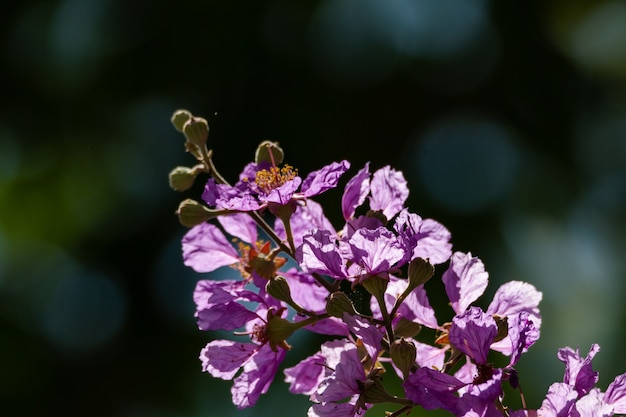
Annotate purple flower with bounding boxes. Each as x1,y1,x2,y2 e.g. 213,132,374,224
314,340,366,403
449,307,497,365
403,367,462,412
537,382,579,416
507,312,540,366
342,313,384,361
441,251,543,358
558,344,600,397
200,340,287,409
284,351,326,395
305,339,370,417
204,160,349,211
344,226,405,281
297,229,348,278
393,209,452,265
193,280,261,331
195,278,288,408
182,213,288,286
604,373,626,413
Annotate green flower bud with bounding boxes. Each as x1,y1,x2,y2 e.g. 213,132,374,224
361,378,402,405
361,276,388,301
407,258,434,290
390,338,417,380
171,109,192,133
168,166,198,191
326,291,358,318
266,276,292,303
255,140,284,165
183,116,209,150
176,198,218,227
393,317,422,339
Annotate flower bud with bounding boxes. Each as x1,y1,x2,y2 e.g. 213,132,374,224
171,109,192,133
390,338,417,380
361,275,388,301
183,116,209,150
176,198,217,227
326,291,358,318
406,258,434,291
361,378,402,404
266,276,293,304
255,141,284,165
168,166,198,191
393,317,422,339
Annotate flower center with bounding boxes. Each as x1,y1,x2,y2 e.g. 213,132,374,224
254,165,298,194
231,239,287,280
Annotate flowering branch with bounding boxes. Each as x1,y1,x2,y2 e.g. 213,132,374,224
168,110,626,417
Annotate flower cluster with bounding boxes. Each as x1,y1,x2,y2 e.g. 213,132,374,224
168,110,626,416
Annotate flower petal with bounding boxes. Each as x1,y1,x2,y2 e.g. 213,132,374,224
369,166,409,220
442,251,489,315
301,160,350,197
341,162,370,221
182,222,239,273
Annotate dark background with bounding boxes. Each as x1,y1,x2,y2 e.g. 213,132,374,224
3,0,626,416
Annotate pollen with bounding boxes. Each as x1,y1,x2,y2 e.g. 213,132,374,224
254,165,298,194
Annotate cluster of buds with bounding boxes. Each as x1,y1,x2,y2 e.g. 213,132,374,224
168,110,626,416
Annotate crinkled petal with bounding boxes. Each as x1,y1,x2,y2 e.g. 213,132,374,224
284,352,327,395
196,301,258,331
558,344,600,397
604,373,626,412
301,160,350,197
231,343,286,408
341,162,370,221
218,212,258,244
575,389,613,417
182,222,240,273
347,227,405,275
342,313,383,360
193,279,263,310
369,166,409,220
539,382,578,417
200,340,257,379
449,307,497,365
486,280,542,328
443,251,489,315
381,278,438,329
414,341,447,370
504,312,540,365
316,341,365,403
394,210,452,265
282,270,329,312
297,315,350,336
403,367,461,412
297,229,347,278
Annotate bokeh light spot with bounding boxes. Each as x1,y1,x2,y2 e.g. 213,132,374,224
41,267,126,352
410,118,520,213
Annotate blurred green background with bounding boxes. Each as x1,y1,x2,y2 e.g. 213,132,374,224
3,0,626,416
